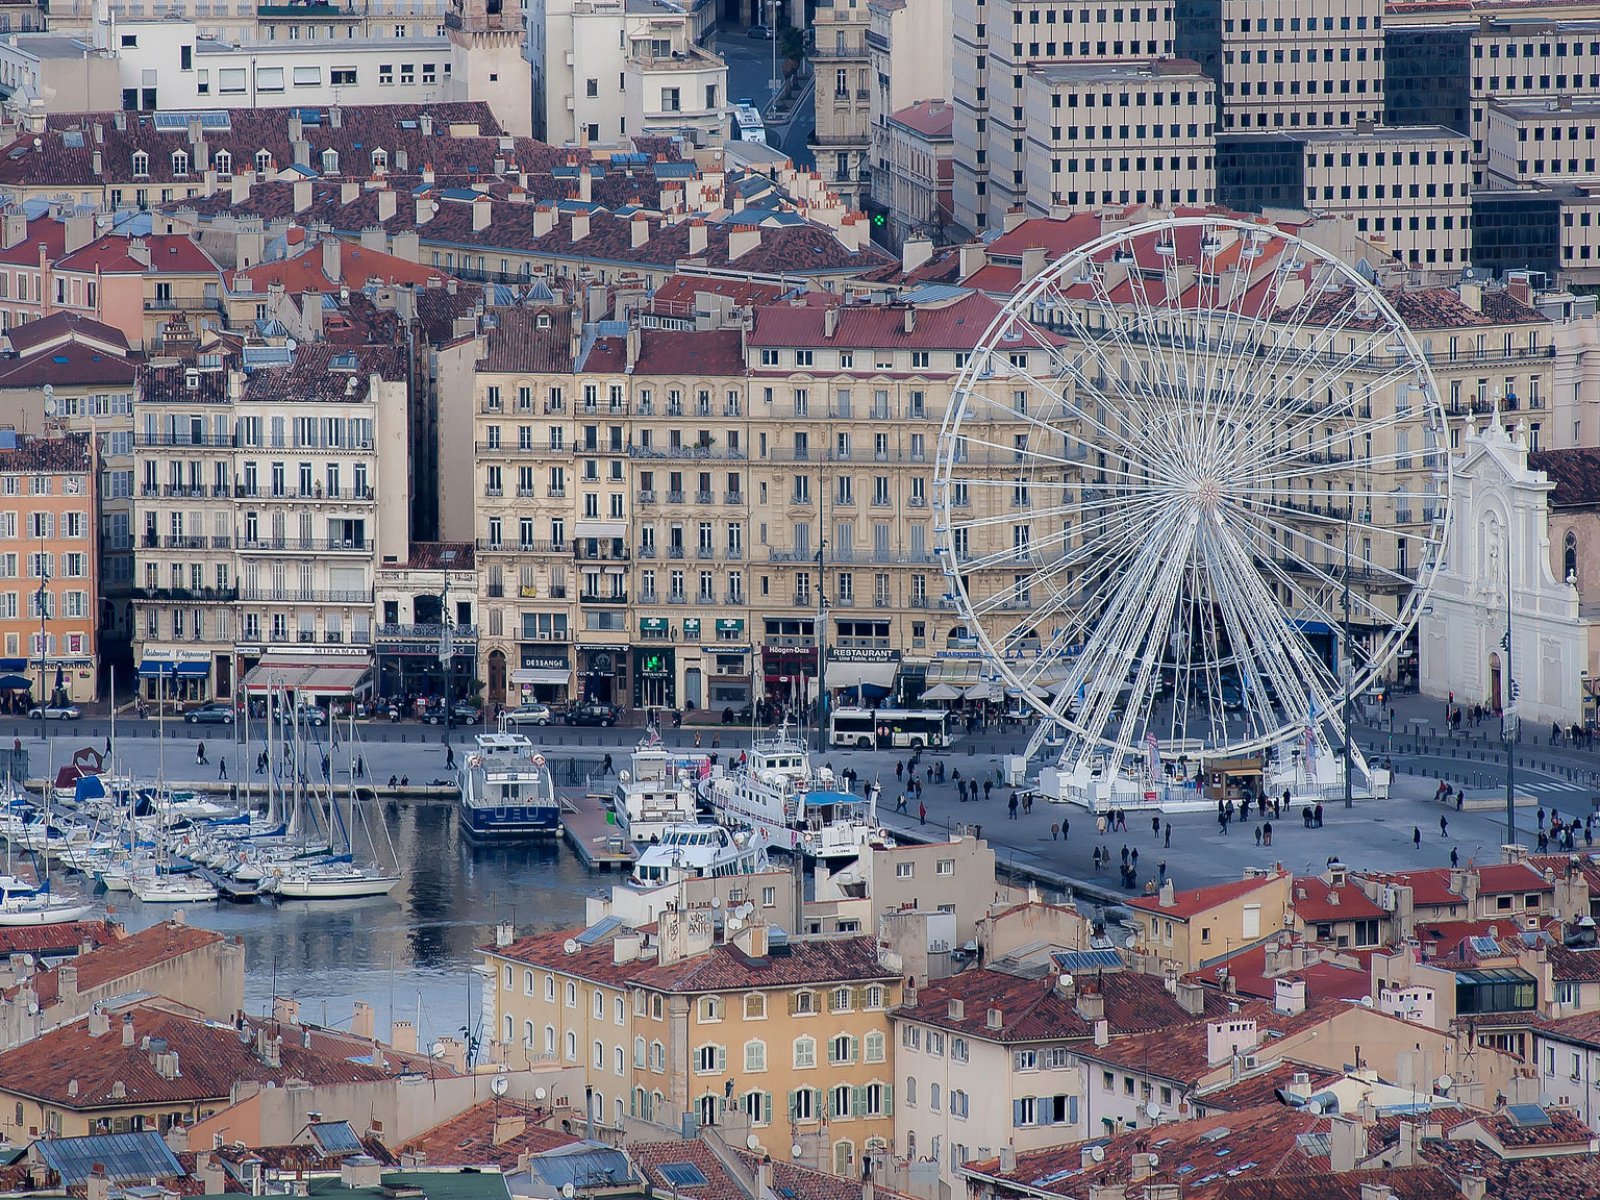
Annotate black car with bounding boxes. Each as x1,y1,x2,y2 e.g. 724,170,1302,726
564,702,619,727
184,701,236,725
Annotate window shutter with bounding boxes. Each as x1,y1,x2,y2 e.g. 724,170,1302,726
1013,1099,1027,1128
883,1084,894,1116
1067,1095,1079,1125
851,1085,865,1116
717,1046,727,1072
788,1090,798,1120
762,1092,773,1125
851,1036,860,1063
813,1087,825,1118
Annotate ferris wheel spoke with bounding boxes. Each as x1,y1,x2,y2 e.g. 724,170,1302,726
1002,356,1172,470
1251,343,1424,458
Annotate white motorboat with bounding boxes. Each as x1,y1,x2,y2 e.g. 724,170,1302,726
612,734,708,844
266,859,399,899
702,726,818,852
628,823,770,888
129,871,219,904
0,877,94,925
796,785,895,860
457,728,561,839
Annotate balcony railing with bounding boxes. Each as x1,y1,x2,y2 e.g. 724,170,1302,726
130,586,238,602
578,592,629,605
239,537,369,553
241,588,375,604
375,622,479,643
234,486,374,502
135,434,236,448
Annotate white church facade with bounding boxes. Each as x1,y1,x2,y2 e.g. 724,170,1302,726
1420,421,1599,729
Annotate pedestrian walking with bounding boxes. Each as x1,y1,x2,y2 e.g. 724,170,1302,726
1254,825,1262,846
1120,844,1129,864
1218,811,1229,835
1051,822,1060,840
896,761,904,782
256,751,266,775
1440,815,1449,838
895,792,908,813
1455,789,1464,811
1130,847,1138,870
1164,822,1172,848
919,800,926,826
1007,792,1019,820
196,741,208,765
1062,817,1069,840
1314,803,1324,828
1152,814,1162,838
356,755,365,779
602,752,614,776
1450,847,1459,867
1263,821,1272,846
984,780,994,803
219,758,228,781
1093,846,1103,872
446,743,455,770
1538,806,1547,830
1413,826,1422,849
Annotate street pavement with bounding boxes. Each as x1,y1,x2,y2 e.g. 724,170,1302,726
16,698,1598,910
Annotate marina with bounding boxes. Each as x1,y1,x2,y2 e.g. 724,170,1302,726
560,790,638,871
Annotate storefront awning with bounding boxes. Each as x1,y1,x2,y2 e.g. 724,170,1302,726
512,668,571,686
243,659,372,697
926,659,983,687
138,659,210,679
824,660,899,692
963,682,1001,701
920,683,962,702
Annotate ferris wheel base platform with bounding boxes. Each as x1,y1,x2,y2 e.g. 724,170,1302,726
1030,764,1391,815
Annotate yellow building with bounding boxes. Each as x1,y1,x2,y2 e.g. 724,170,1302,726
481,915,902,1176
1127,870,1292,974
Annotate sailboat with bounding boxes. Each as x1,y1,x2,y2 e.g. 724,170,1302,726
129,677,218,904
0,781,93,926
266,706,399,900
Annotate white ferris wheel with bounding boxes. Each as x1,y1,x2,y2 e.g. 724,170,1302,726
933,215,1452,780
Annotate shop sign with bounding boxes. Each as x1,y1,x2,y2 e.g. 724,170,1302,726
830,647,901,663
520,652,570,670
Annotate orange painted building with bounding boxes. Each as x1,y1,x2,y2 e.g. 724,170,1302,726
0,433,99,705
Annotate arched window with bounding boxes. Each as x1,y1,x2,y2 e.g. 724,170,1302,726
744,1039,766,1072
930,1083,941,1111
524,969,534,994
171,150,189,178
565,1030,577,1060
793,1036,816,1068
502,1014,513,1043
255,148,273,174
213,149,232,179
1565,530,1578,583
131,151,149,178
321,147,340,175
905,1076,917,1106
566,980,577,1006
522,1020,534,1047
545,974,555,1000
544,1025,555,1053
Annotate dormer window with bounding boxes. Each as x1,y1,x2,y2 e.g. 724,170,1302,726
171,150,189,178
321,148,340,175
371,148,389,172
254,149,273,174
131,150,149,179
213,149,232,180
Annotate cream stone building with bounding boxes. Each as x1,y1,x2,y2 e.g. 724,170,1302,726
1217,0,1384,134
811,0,874,209
865,0,953,237
1020,60,1214,215
875,99,955,247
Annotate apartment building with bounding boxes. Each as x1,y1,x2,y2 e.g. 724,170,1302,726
1216,0,1384,133
47,0,449,52
866,0,953,237
875,100,955,247
0,315,137,649
1020,59,1214,215
0,433,99,706
130,343,409,705
952,0,1174,233
527,0,727,147
1484,95,1600,189
1127,872,1293,974
811,0,873,209
482,916,902,1175
1217,123,1473,273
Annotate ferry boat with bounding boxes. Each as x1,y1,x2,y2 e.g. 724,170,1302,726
701,726,816,852
613,734,709,844
457,729,562,839
628,823,771,888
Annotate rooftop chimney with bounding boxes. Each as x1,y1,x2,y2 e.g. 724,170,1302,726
1274,976,1306,1016
341,180,360,205
533,204,556,237
631,213,650,248
473,199,492,232
351,1002,374,1041
88,1007,110,1038
1130,1153,1157,1183
570,211,590,242
58,964,78,999
121,1014,135,1047
1175,981,1206,1016
1075,989,1104,1021
416,196,434,226
86,1166,109,1200
377,189,397,223
688,218,708,257
321,236,341,284
1158,879,1176,908
1329,1116,1368,1173
494,923,514,948
293,180,312,214
728,225,761,261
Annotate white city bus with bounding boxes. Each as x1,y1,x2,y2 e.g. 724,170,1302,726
829,707,953,750
732,101,768,146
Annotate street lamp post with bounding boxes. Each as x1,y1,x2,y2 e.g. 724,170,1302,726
768,0,780,95
1504,530,1517,846
35,536,47,743
815,540,828,754
438,581,454,732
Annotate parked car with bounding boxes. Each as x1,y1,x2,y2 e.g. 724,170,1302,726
276,704,327,727
564,702,619,727
28,703,80,720
747,22,772,37
451,702,483,725
505,703,554,727
184,701,236,725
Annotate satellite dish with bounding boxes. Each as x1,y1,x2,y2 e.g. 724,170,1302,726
1089,1146,1105,1163
619,770,631,783
1435,1074,1454,1093
791,1144,803,1160
1145,1101,1161,1121
534,1086,548,1101
747,1134,761,1151
491,1075,509,1097
562,1185,575,1199
563,938,580,955
711,895,722,909
1125,935,1137,950
429,1042,447,1059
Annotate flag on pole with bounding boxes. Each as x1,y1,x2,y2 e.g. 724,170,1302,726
1144,732,1160,783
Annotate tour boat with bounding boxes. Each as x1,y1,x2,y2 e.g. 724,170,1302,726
457,728,562,838
796,784,895,860
628,823,771,889
612,734,708,844
701,726,819,852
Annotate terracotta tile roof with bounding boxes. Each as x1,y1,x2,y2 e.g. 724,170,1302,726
888,99,955,139
392,542,475,571
1532,1009,1600,1048
1300,285,1545,332
630,1141,910,1200
1069,1001,1279,1085
474,306,574,374
392,1101,575,1168
736,1149,916,1200
5,919,224,1009
0,215,67,265
0,920,120,958
633,328,745,376
5,311,129,355
212,1140,394,1173
1183,941,1371,1005
138,359,231,405
1358,869,1464,909
898,967,1240,1043
1212,1169,1463,1200
1544,943,1600,982
1193,1059,1341,1113
747,290,1010,351
1292,877,1387,923
1529,447,1600,509
242,342,407,403
488,929,897,994
0,341,138,388
1475,862,1553,894
1128,872,1287,921
647,273,791,315
1460,1106,1594,1149
0,1003,395,1109
229,239,451,293
0,431,92,473
56,234,218,276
